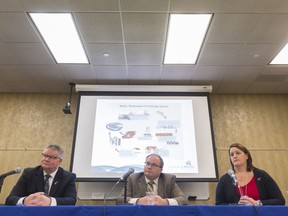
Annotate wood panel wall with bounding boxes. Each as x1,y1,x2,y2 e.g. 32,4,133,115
0,93,287,205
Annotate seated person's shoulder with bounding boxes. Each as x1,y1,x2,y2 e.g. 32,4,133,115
130,172,144,178
58,167,76,178
23,166,42,174
160,173,177,182
161,173,176,178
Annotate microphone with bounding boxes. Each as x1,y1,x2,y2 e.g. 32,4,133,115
228,169,238,185
0,167,21,179
120,168,134,181
121,168,134,204
228,169,244,196
104,179,121,206
104,168,135,205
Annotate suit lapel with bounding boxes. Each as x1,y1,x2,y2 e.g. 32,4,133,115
35,167,45,193
49,168,61,196
138,175,148,196
157,175,165,197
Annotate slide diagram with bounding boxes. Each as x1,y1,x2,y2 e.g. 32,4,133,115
90,99,198,174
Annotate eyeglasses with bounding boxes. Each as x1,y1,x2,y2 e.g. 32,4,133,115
145,161,162,168
42,153,59,160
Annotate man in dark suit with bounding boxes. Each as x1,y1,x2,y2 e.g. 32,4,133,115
118,153,187,205
5,144,77,206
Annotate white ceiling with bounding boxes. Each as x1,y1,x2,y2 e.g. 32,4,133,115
0,0,288,94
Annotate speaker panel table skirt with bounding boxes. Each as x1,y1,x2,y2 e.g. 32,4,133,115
1,205,288,216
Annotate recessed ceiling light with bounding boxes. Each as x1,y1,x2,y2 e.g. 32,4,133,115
28,12,89,64
270,42,288,64
164,14,212,64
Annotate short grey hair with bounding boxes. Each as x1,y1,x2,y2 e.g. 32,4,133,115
45,144,64,159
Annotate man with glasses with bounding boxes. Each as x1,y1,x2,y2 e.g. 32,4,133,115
5,144,77,206
117,153,187,205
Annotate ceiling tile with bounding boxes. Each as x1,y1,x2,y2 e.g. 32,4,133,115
0,79,12,92
0,0,22,11
20,0,72,11
262,66,288,74
86,44,126,65
0,12,40,42
121,0,169,12
0,43,19,64
235,44,280,65
161,65,195,81
207,14,261,44
122,13,167,42
75,12,123,42
198,44,243,66
224,66,262,82
24,65,64,82
93,65,128,80
128,65,161,80
194,66,228,81
0,65,32,82
5,81,42,92
5,43,54,64
59,65,95,80
70,0,119,11
126,44,163,65
249,14,288,43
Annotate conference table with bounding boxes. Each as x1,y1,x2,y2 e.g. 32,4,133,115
1,205,288,216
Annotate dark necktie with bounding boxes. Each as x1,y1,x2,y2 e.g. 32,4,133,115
147,181,154,192
44,174,51,195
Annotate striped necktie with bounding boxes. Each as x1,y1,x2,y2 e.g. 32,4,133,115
44,174,51,195
147,181,154,192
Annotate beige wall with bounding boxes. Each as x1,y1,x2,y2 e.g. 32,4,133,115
0,93,287,205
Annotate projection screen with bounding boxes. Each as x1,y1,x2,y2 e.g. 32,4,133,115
70,85,218,182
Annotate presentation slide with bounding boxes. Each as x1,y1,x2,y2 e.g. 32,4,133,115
91,99,198,174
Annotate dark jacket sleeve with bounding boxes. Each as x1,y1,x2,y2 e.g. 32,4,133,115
5,167,35,205
52,168,77,205
253,168,285,205
215,173,239,205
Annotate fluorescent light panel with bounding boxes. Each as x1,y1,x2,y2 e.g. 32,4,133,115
29,13,89,64
270,42,288,64
164,14,212,64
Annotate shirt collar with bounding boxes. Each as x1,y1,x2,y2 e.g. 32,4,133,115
44,168,58,179
145,176,159,186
